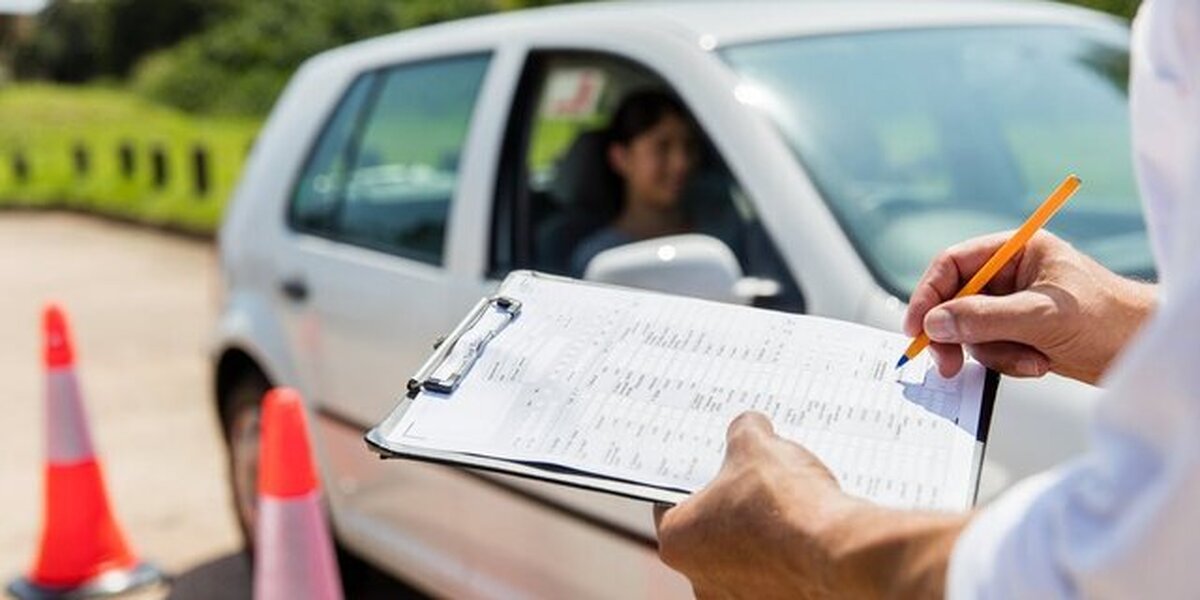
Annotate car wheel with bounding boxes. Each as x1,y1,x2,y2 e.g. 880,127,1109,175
219,372,270,553
218,372,426,596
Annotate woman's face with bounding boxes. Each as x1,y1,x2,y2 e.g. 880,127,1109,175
609,113,698,210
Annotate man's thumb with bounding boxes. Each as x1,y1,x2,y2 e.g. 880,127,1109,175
724,412,773,460
923,291,1052,346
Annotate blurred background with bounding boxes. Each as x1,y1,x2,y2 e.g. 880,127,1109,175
0,0,571,233
0,0,1134,232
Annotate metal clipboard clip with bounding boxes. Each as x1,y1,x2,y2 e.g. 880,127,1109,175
406,295,522,397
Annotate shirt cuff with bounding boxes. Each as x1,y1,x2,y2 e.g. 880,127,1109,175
946,470,1063,599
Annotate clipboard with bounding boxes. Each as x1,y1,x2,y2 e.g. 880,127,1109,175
366,271,1000,508
366,274,694,504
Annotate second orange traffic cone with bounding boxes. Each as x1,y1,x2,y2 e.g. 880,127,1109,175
7,304,165,599
254,388,343,600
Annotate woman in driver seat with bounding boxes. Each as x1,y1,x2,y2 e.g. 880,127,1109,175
569,91,700,277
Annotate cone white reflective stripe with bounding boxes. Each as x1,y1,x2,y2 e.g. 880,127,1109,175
253,491,342,600
45,370,96,463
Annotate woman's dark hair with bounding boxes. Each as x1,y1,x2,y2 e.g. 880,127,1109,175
606,90,692,146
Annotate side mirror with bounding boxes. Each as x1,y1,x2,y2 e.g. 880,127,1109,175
582,234,780,304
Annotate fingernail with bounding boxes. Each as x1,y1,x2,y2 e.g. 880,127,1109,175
1019,358,1046,376
925,308,957,341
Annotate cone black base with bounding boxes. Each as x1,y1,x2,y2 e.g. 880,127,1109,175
7,562,167,600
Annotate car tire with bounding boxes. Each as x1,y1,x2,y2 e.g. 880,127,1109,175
218,371,425,597
218,371,271,555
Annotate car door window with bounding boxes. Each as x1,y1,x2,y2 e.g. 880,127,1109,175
494,52,804,312
290,54,491,265
337,54,490,264
289,73,376,235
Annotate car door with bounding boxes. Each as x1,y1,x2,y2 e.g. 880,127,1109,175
281,53,494,430
278,44,700,596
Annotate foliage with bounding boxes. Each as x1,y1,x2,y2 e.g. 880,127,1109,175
1061,0,1141,19
19,0,1138,118
15,0,580,116
13,0,232,81
11,1,105,82
131,0,504,116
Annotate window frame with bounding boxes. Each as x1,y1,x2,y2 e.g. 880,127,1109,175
489,51,545,278
490,49,806,312
286,70,379,239
491,50,673,278
286,51,495,267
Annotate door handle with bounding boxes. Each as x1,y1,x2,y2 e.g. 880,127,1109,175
279,277,309,302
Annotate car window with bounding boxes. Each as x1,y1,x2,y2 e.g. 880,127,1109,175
334,54,491,264
494,52,804,313
289,74,376,234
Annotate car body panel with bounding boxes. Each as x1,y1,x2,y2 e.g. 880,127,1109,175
211,289,297,391
314,406,691,598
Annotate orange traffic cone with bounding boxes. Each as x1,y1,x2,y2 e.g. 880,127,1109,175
254,388,343,600
7,304,165,599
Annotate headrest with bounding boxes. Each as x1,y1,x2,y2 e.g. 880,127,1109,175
548,130,621,220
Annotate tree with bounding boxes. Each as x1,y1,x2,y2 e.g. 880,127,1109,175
13,0,232,81
1060,0,1140,19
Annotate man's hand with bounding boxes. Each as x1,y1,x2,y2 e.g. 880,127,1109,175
654,412,846,598
655,413,966,599
905,231,1156,385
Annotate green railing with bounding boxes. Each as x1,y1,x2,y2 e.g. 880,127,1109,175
0,84,261,235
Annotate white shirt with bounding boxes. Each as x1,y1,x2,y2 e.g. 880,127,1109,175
947,1,1200,597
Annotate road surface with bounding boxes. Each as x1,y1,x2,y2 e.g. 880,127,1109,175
0,212,415,598
0,212,245,597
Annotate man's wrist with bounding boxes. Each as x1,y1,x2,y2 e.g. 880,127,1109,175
1121,278,1158,322
801,500,969,599
1102,276,1158,371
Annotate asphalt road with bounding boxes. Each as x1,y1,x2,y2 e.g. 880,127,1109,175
0,212,413,598
0,212,245,597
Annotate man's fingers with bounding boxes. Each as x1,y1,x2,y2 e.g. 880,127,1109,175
904,233,1016,336
929,341,964,377
966,342,1050,377
904,284,941,338
904,256,963,337
904,232,1035,337
653,503,671,529
925,291,1055,346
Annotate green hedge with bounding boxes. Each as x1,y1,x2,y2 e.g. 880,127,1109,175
0,84,260,234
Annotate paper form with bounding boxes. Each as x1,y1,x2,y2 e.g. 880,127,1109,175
386,272,989,511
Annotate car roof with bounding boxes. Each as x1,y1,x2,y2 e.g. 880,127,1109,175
362,1,1121,50
303,1,1126,82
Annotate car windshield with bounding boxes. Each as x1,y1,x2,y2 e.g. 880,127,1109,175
722,26,1153,297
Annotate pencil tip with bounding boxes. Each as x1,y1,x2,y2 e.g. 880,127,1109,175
895,356,909,370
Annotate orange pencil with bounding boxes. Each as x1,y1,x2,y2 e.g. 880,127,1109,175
896,174,1082,369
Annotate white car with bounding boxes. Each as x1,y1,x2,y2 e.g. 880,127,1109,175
214,2,1149,596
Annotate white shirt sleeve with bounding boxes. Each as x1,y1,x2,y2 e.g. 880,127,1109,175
947,1,1200,597
948,277,1200,598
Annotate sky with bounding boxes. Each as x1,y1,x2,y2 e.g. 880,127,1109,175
0,0,48,16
